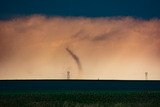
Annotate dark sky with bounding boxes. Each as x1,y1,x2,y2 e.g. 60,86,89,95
0,0,160,19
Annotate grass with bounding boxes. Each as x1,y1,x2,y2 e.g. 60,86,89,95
0,90,160,107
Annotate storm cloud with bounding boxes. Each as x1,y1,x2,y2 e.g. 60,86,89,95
0,15,160,79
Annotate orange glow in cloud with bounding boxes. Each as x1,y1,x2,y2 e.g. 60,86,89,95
0,15,160,80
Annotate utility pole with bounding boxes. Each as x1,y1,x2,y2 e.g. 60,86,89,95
67,71,70,80
145,72,148,80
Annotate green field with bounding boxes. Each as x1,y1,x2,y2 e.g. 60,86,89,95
0,90,160,107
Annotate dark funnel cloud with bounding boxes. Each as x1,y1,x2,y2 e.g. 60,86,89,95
66,48,82,71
